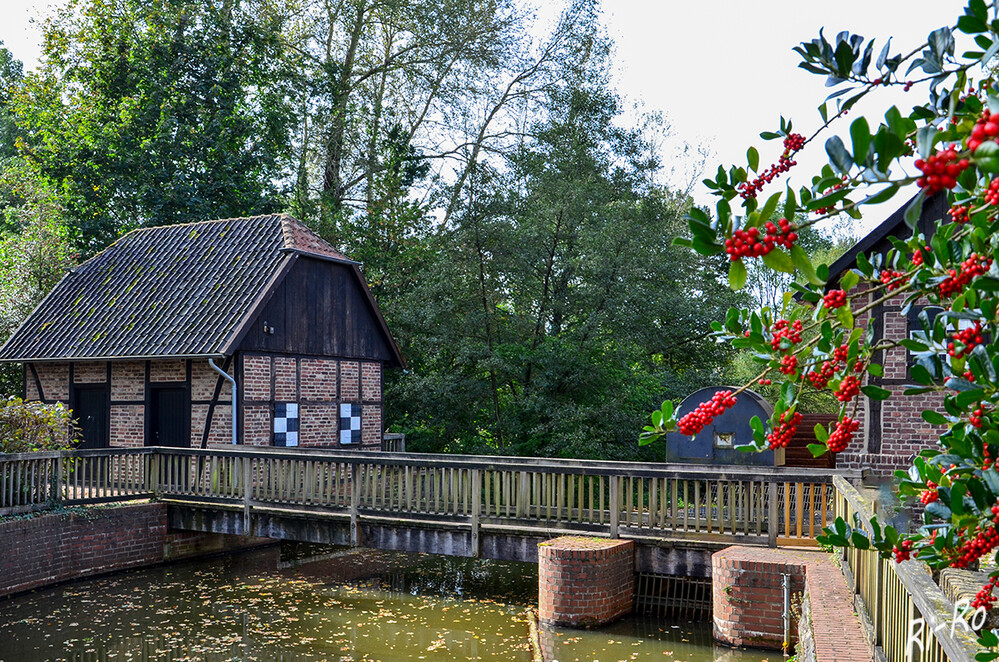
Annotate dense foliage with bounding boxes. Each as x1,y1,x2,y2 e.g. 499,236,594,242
0,397,79,453
637,0,999,645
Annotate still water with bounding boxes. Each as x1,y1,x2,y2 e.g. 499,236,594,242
0,545,777,662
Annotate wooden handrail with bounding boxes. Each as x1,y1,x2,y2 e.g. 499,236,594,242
1,447,841,548
833,476,981,662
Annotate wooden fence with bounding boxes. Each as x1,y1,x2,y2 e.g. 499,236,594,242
1,447,842,547
834,476,981,662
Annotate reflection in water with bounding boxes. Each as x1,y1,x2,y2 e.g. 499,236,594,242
0,545,774,662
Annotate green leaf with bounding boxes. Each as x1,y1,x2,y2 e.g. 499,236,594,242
729,259,747,290
921,410,949,425
825,135,853,174
759,191,782,223
867,363,883,377
975,140,999,173
910,364,933,385
748,146,760,172
861,385,891,400
808,443,828,458
814,423,829,443
790,245,823,285
840,270,860,291
762,248,795,274
849,117,871,165
904,190,926,228
850,530,870,550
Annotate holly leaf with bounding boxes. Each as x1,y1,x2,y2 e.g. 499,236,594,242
808,443,829,458
762,248,795,274
861,385,891,400
729,259,748,290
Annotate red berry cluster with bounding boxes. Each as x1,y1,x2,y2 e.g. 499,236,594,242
823,289,847,309
832,343,850,363
985,445,993,470
826,417,860,453
757,378,772,385
814,178,847,215
920,481,939,505
915,148,970,194
948,322,985,359
737,134,806,199
987,178,999,206
767,411,803,449
835,375,861,402
971,406,986,428
967,108,999,152
779,354,798,376
724,219,799,261
806,360,837,389
677,390,738,436
912,246,931,266
948,504,999,568
770,319,803,351
939,253,992,297
893,539,914,563
949,204,970,224
972,576,999,611
879,269,906,291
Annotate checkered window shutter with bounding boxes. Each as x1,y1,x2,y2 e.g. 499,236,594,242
340,403,361,444
274,403,299,447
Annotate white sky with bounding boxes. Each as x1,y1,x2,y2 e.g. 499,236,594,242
0,0,971,226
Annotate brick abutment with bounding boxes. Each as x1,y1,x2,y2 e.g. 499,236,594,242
0,502,271,599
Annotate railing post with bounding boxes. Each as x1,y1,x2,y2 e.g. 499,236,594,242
470,469,481,557
150,452,161,499
350,463,361,547
767,480,779,547
54,454,63,504
609,475,619,538
242,456,252,536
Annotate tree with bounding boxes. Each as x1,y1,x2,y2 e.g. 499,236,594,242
388,10,745,459
0,163,77,397
13,0,297,253
640,2,999,648
0,43,22,163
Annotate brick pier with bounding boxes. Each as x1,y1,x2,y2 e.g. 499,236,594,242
537,536,634,627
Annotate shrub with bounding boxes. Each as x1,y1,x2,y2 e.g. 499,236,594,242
0,397,79,453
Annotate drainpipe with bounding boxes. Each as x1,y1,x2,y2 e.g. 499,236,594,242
782,573,791,655
209,358,238,445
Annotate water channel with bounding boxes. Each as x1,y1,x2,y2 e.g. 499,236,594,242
0,544,777,662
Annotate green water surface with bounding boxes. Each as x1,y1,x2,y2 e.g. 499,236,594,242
0,545,777,662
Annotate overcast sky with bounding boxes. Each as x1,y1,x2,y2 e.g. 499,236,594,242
0,0,970,224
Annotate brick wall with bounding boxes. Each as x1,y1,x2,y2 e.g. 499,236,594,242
537,536,634,627
0,503,272,599
242,354,383,448
23,355,385,450
711,546,806,649
110,404,144,447
835,291,946,474
712,546,873,659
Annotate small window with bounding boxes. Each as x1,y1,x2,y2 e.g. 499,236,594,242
274,402,299,447
714,431,735,448
340,403,361,445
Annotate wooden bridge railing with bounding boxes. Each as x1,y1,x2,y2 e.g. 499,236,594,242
1,447,848,547
834,475,980,662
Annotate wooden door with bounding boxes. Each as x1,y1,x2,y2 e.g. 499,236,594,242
148,386,189,447
72,385,108,449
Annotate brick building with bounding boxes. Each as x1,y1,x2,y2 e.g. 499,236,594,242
825,192,948,474
0,214,404,449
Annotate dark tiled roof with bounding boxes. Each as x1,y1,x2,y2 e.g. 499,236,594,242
0,214,349,361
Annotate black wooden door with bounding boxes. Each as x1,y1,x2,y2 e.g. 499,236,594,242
73,385,108,449
148,387,189,447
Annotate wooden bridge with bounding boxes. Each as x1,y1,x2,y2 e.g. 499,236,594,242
1,447,852,575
